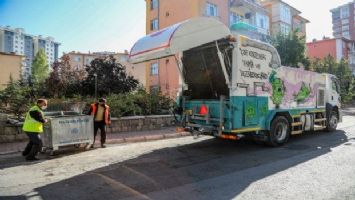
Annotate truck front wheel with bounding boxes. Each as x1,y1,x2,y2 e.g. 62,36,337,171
267,116,290,147
326,111,338,132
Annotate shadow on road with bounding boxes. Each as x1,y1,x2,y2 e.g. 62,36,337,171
2,130,349,200
0,146,92,170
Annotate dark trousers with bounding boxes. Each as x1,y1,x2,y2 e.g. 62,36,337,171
23,132,42,159
94,121,106,144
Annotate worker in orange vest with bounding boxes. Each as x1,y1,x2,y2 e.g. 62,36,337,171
88,98,111,148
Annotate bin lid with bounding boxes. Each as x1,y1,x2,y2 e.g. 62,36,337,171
129,17,231,64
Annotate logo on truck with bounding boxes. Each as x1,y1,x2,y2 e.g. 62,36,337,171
269,70,285,107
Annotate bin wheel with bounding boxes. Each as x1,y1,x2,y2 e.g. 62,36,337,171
84,143,91,150
74,144,81,148
40,147,47,154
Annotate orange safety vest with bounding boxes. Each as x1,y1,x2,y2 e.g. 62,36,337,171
90,103,111,125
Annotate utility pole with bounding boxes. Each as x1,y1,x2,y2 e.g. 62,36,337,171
94,73,97,100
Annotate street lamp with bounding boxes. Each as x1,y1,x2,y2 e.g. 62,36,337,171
94,73,97,100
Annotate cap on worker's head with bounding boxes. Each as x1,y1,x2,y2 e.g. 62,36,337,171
99,98,106,103
37,98,47,106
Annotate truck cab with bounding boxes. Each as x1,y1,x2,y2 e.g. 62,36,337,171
325,74,342,130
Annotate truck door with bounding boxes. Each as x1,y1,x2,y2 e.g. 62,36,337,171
329,77,340,106
244,97,268,126
244,97,258,126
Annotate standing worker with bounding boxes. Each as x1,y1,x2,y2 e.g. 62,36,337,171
88,98,111,148
22,99,48,161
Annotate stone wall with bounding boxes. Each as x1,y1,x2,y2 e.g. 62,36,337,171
108,115,175,133
0,114,175,143
0,114,26,143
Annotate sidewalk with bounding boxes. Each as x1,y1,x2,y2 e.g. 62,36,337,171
0,127,191,155
342,107,355,116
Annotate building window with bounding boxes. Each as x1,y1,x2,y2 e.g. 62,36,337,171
150,62,159,75
334,27,341,33
256,13,268,30
343,31,350,39
341,6,349,19
205,2,218,17
342,25,349,31
150,0,158,10
259,18,265,29
342,19,349,24
74,56,81,62
230,12,241,25
150,18,159,31
334,33,342,38
150,86,160,94
280,23,290,35
280,3,291,24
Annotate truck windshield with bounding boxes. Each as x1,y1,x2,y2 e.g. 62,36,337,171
182,40,232,100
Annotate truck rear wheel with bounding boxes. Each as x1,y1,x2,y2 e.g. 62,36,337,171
267,116,290,147
326,111,338,132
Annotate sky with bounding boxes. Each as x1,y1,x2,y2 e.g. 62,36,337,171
0,0,351,55
0,0,146,54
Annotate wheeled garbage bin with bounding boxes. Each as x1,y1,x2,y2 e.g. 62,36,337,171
42,111,94,155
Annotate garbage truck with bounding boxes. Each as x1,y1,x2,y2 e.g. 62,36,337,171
129,17,342,146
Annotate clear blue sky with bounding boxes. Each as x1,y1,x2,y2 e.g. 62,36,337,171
0,0,146,55
0,0,350,56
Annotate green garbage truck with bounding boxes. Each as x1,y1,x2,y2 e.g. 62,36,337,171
129,17,342,146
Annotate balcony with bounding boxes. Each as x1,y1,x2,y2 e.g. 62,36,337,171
230,22,271,43
229,0,268,15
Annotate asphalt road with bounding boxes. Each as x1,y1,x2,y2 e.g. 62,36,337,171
1,114,355,200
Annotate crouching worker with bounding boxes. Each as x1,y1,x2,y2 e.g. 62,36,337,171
22,99,48,161
88,98,111,148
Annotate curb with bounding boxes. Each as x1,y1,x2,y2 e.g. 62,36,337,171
0,150,22,155
106,132,191,144
0,132,192,155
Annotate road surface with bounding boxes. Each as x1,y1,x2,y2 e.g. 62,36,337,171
1,113,355,200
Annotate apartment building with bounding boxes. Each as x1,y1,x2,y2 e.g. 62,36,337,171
0,52,24,90
0,26,60,79
66,51,146,87
261,0,309,37
307,37,355,74
145,0,270,97
113,53,146,88
331,1,355,40
33,36,60,66
229,0,270,41
66,52,98,71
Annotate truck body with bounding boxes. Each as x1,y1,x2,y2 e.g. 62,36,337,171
129,17,342,146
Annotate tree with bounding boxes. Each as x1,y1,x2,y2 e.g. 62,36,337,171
46,54,86,97
346,76,355,103
82,56,139,96
310,56,353,102
336,59,352,99
310,58,325,73
46,61,63,98
323,55,338,75
0,77,32,120
32,49,49,83
272,31,310,68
